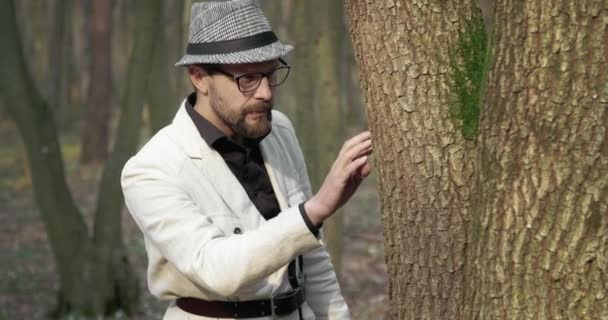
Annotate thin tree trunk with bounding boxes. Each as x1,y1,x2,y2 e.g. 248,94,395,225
68,0,90,120
146,0,179,134
48,0,68,114
80,0,112,164
1,0,90,310
290,1,320,188
345,1,478,319
92,0,163,313
316,0,347,275
465,1,608,318
166,0,187,100
263,1,291,119
16,0,52,102
1,0,163,316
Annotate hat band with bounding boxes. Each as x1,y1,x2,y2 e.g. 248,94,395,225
186,31,278,56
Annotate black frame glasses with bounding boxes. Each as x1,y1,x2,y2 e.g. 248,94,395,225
207,58,291,93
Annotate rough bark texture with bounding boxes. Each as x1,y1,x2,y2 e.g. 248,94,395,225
345,1,477,319
466,1,608,319
80,0,112,164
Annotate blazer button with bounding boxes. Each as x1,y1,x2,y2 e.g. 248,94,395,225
233,227,242,234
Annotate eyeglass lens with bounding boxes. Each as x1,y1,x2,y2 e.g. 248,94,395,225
238,66,290,92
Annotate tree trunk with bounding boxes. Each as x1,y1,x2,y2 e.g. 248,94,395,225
465,0,608,318
80,0,112,164
288,1,320,187
345,1,478,319
68,0,90,121
166,0,187,103
48,0,69,115
285,1,347,274
91,0,163,314
315,0,347,275
346,0,608,319
146,0,180,134
1,0,91,313
1,0,162,316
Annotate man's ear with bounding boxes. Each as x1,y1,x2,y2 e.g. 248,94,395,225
188,65,210,95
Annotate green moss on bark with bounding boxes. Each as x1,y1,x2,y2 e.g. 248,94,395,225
449,10,488,141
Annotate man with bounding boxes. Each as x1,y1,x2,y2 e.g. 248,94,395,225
121,1,372,319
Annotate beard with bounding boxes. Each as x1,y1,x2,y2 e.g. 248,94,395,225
209,87,273,139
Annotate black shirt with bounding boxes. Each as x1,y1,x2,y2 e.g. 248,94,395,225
185,93,319,235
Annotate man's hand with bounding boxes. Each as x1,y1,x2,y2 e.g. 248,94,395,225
304,131,373,225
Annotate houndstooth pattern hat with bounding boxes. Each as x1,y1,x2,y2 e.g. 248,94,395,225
175,0,293,66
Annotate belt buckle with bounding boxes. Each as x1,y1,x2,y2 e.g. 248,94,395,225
271,287,302,318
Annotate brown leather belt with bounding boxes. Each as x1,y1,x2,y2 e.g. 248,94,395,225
176,287,305,318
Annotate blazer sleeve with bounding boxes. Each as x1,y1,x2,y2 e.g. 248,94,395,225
121,143,322,298
277,113,352,319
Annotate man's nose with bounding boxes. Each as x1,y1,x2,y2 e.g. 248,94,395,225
253,77,273,101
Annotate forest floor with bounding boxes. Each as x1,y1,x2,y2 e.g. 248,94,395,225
0,119,389,320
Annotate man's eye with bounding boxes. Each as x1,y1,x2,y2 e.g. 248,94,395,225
240,74,260,85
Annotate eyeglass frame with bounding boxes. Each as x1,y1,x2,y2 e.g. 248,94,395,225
200,58,291,93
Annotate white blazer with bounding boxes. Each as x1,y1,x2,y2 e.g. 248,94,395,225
121,101,350,320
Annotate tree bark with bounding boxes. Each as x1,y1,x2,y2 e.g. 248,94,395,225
465,0,608,318
80,0,112,164
345,1,478,319
346,0,608,319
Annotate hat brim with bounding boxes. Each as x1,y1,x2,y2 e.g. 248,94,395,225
175,41,293,66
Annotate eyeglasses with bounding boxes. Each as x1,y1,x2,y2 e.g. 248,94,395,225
206,58,291,93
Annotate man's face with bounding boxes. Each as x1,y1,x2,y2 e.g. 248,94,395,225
207,60,280,139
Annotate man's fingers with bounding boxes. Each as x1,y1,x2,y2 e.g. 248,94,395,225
339,139,372,167
358,161,372,178
339,131,371,156
344,155,369,177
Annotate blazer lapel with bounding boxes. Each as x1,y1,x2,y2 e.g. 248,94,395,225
170,103,261,221
198,150,262,220
260,131,290,211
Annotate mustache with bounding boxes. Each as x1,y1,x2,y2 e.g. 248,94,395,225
243,102,272,114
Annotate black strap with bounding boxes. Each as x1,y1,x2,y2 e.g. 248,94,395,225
288,256,304,319
287,255,304,289
186,31,278,55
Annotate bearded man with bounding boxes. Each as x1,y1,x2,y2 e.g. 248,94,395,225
121,1,373,319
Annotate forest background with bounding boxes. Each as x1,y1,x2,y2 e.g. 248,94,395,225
2,0,607,319
1,0,388,319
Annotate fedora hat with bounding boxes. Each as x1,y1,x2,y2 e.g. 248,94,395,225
175,0,293,66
